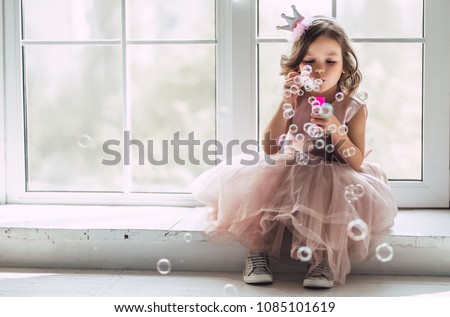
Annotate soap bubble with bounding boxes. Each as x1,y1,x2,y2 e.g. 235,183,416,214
343,147,357,158
357,91,368,101
307,125,324,139
156,258,172,275
345,184,365,203
296,246,313,262
300,71,310,78
315,139,325,149
283,103,293,110
338,125,348,135
314,79,323,86
290,85,300,95
222,283,238,296
183,233,193,243
295,133,305,142
302,65,312,73
304,83,313,92
298,89,305,96
295,152,309,165
347,219,369,241
312,100,322,107
320,103,334,118
311,105,322,116
150,18,161,29
308,97,317,105
325,144,334,153
326,124,337,134
293,76,302,85
335,92,344,102
283,89,292,99
344,186,356,202
78,134,92,148
375,243,394,262
352,184,365,198
313,85,320,92
283,109,295,119
289,124,299,134
344,185,358,202
277,134,287,147
303,122,314,132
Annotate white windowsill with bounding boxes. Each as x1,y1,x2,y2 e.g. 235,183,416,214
0,204,449,237
1,204,449,277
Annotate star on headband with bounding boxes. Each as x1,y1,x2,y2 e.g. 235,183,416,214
276,5,313,42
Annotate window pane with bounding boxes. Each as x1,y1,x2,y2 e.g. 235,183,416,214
126,0,215,40
258,42,422,180
24,46,123,191
22,0,121,40
258,0,332,38
129,44,216,192
354,42,422,180
337,0,423,38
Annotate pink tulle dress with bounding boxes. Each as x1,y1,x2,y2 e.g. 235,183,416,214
189,94,398,284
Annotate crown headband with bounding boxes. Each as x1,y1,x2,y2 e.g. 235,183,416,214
276,5,313,42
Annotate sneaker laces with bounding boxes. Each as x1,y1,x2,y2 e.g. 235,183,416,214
307,263,332,280
248,252,270,273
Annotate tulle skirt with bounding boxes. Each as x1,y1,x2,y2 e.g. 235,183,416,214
189,150,398,284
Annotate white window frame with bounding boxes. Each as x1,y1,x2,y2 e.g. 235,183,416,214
2,0,221,206
0,0,5,204
1,0,449,207
389,0,449,207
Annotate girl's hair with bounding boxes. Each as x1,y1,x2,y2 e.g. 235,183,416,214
280,17,362,96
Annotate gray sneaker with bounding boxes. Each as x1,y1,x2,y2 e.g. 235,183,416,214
243,251,273,284
303,262,334,289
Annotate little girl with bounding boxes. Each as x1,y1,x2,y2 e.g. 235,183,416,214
189,7,398,289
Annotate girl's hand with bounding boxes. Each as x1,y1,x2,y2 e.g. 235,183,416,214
310,112,341,133
282,72,300,104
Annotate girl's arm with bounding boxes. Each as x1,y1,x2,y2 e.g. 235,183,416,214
335,106,366,171
262,101,290,155
262,72,299,155
311,106,367,171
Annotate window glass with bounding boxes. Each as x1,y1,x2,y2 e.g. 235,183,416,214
24,45,123,191
337,0,423,38
353,42,422,179
129,44,216,192
22,0,121,40
127,0,215,40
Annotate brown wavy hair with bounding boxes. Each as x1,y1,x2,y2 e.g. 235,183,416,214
280,17,362,95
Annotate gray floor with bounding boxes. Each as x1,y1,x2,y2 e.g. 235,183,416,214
0,268,449,297
1,207,449,298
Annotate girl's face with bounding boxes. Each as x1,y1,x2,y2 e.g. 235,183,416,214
299,36,344,97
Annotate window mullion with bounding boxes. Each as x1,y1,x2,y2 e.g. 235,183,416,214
121,0,131,194
4,0,26,203
0,0,6,203
229,0,257,151
217,0,258,158
216,0,233,146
